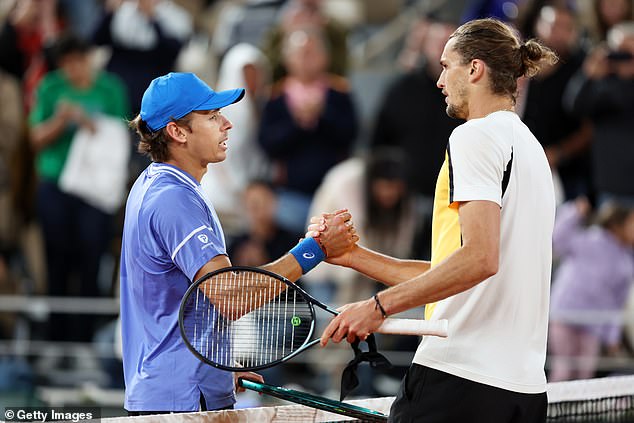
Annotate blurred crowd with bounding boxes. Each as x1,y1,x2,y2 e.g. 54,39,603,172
0,0,633,401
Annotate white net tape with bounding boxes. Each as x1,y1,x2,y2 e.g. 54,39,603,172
98,397,394,423
547,375,634,403
73,376,634,423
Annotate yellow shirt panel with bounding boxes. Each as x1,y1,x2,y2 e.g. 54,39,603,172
425,152,462,320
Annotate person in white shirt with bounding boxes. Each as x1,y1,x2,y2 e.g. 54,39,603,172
310,18,558,423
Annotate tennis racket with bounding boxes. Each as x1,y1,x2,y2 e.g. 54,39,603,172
237,378,388,422
179,266,448,372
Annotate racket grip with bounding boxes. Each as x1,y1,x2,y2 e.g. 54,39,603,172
377,318,448,338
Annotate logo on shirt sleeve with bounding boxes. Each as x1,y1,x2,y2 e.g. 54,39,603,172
196,232,218,252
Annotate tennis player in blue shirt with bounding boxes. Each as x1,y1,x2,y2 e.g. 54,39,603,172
120,72,357,414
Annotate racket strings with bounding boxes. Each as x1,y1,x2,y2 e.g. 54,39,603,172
181,271,313,368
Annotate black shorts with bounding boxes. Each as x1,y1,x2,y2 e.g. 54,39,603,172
388,364,547,423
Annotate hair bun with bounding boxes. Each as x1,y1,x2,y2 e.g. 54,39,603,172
518,39,558,78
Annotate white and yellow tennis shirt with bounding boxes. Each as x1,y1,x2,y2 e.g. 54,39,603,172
414,111,555,394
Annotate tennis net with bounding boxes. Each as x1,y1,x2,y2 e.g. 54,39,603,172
546,375,634,422
92,375,634,422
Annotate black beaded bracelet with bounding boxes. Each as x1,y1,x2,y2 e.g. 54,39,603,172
373,294,388,319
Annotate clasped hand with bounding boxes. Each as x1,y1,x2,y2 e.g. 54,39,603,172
308,209,359,260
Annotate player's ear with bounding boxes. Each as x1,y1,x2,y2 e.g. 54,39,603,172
165,121,188,144
468,59,484,81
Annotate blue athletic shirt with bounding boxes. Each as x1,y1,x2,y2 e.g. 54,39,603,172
120,162,234,411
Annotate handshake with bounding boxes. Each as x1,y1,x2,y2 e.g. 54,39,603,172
305,209,359,265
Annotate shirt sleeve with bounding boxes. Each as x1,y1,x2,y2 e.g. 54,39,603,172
150,186,226,281
447,124,510,208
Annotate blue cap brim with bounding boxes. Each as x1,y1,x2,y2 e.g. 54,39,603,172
194,88,245,111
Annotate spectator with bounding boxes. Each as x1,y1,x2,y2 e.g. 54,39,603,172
91,0,192,115
304,148,426,306
564,21,634,207
228,180,298,268
200,43,271,234
518,2,593,201
258,27,357,235
261,0,349,82
0,0,66,110
28,33,129,342
370,12,459,255
371,12,459,200
549,198,634,381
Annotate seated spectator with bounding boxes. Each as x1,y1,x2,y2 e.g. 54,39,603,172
258,27,357,235
28,33,129,342
227,180,298,267
200,43,271,234
303,147,425,307
261,0,349,82
549,198,634,381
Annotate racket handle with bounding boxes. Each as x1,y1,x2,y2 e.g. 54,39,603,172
377,318,448,338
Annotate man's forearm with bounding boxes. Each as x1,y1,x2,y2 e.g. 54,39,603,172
261,254,303,283
376,242,497,316
347,245,431,286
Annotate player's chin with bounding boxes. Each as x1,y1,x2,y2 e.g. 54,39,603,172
446,104,464,120
209,153,227,164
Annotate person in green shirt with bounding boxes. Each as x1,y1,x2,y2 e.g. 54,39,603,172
29,32,129,343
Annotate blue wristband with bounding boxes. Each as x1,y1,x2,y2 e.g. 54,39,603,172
289,237,326,274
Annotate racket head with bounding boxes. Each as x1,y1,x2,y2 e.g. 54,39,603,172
179,266,317,371
238,378,388,422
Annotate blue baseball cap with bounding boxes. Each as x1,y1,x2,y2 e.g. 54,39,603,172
140,72,245,132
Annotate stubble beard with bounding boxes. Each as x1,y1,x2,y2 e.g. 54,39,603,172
446,101,468,120
446,104,461,119
445,84,468,120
